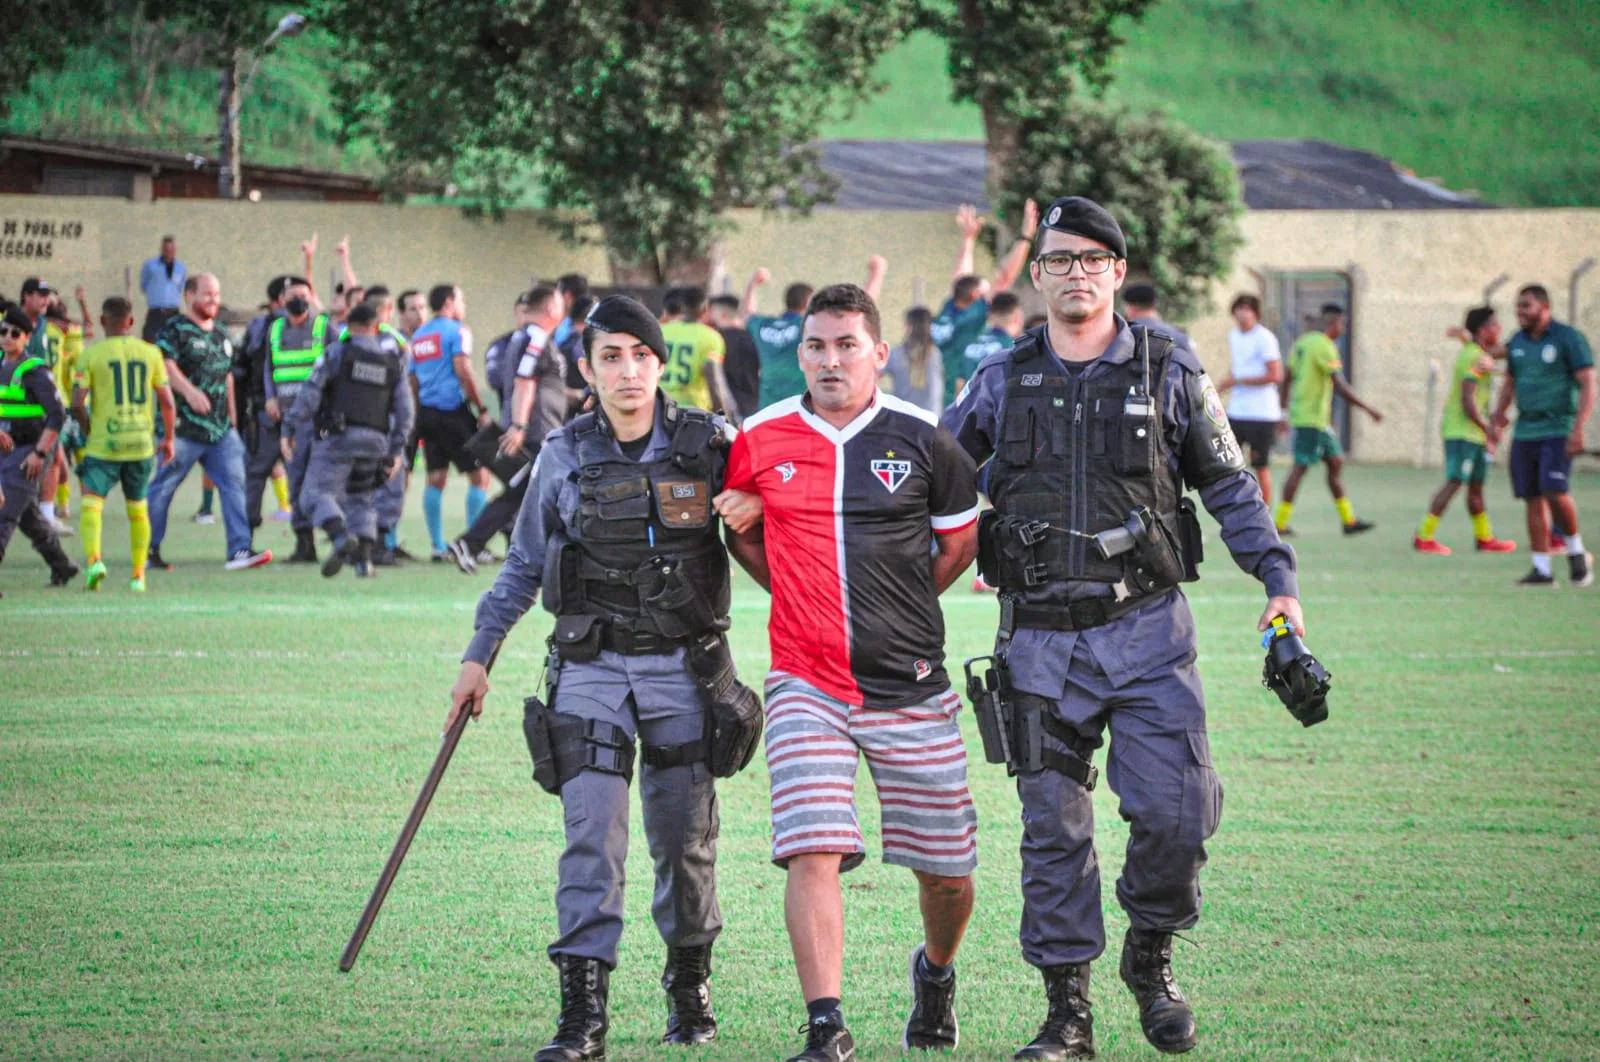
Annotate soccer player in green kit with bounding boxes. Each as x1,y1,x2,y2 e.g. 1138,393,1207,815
1488,284,1597,587
1414,306,1517,555
1274,304,1383,535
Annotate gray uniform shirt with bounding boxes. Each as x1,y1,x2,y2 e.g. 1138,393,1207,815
285,333,415,457
501,323,569,441
463,397,731,667
940,317,1296,692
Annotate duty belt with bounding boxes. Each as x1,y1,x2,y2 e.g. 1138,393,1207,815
598,624,690,655
999,588,1172,634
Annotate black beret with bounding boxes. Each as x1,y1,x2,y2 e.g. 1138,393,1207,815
585,295,667,363
1122,282,1157,307
3,306,35,334
1039,196,1126,259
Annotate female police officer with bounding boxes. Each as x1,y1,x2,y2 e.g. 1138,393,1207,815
941,198,1302,1058
445,296,763,1061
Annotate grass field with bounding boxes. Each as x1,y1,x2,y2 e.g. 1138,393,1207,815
3,462,1599,1059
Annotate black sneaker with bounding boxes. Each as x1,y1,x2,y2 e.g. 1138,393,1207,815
447,538,478,574
1342,519,1375,535
787,1012,856,1062
225,548,273,571
321,540,352,578
904,945,958,1050
370,547,400,567
1515,568,1557,587
49,564,81,587
390,545,420,562
1570,551,1594,588
147,546,175,572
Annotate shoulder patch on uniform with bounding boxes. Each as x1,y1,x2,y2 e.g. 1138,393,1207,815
1200,376,1227,427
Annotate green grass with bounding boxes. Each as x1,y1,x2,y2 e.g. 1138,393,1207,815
3,462,1599,1058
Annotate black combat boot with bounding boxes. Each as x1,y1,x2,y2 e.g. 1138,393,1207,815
536,956,609,1062
1120,929,1197,1054
1014,962,1094,1060
355,538,376,578
286,528,318,564
661,945,717,1044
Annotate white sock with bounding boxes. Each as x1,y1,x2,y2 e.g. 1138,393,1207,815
1564,532,1584,556
41,501,55,520
1532,553,1552,577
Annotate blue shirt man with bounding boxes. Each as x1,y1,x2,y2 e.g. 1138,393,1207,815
139,238,186,310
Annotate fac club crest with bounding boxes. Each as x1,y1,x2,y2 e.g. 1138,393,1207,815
871,459,911,493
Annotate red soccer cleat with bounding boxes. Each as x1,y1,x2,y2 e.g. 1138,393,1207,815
1475,537,1517,553
1413,537,1452,556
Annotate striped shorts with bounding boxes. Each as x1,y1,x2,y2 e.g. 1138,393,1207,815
763,671,978,877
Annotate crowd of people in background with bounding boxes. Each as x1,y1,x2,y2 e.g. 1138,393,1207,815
0,198,1593,592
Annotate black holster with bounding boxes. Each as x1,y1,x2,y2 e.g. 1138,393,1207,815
686,633,762,777
643,557,720,640
523,694,561,793
964,655,1096,789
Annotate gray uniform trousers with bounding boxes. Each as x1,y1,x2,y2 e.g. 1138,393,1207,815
245,414,314,532
0,445,72,572
1014,622,1223,969
548,646,722,969
302,426,390,542
374,458,406,532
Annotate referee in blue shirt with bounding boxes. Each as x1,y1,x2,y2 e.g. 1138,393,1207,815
139,236,186,343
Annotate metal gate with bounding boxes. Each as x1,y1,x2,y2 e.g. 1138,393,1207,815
1266,271,1355,449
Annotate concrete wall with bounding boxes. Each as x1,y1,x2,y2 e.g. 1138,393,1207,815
4,195,1596,463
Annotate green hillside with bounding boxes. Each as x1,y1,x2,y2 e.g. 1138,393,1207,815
7,0,1598,206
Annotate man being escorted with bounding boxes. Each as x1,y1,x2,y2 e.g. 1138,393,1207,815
284,303,414,578
942,197,1301,1058
722,284,982,1061
71,297,178,591
446,296,764,1061
0,307,78,585
1489,284,1597,586
254,278,331,561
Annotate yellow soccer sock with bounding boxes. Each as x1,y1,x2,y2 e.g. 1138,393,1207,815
271,472,292,512
1335,497,1357,526
1274,501,1293,531
1418,513,1440,541
81,495,105,563
127,499,151,578
1471,511,1493,542
55,481,70,510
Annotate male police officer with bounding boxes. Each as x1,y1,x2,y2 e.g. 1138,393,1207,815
256,278,330,562
0,306,78,585
445,296,764,1062
285,303,414,578
942,197,1301,1058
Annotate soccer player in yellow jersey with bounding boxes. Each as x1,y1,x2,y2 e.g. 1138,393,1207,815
42,300,86,531
1274,304,1383,535
71,297,176,592
659,285,739,420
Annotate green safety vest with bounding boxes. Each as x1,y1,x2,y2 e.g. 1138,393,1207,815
0,357,47,420
269,314,329,385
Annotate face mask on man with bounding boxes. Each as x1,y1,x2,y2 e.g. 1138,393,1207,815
285,296,310,317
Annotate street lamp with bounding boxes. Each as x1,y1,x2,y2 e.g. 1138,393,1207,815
218,12,309,199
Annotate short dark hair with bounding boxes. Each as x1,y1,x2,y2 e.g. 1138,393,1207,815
160,235,175,245
346,303,379,327
266,275,290,302
183,274,201,295
708,294,740,314
398,289,421,311
345,285,365,302
804,283,882,343
45,300,69,322
677,285,707,318
1123,282,1156,309
557,273,589,298
991,292,1022,317
1518,284,1550,305
1464,305,1496,334
662,286,686,317
952,274,983,304
569,294,595,323
519,284,558,316
101,296,133,321
1320,303,1345,318
1230,293,1261,315
427,284,456,313
783,282,814,313
364,284,390,301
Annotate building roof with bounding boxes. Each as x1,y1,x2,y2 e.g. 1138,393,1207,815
814,138,1490,212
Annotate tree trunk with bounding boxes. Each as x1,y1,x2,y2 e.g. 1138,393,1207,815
217,50,241,199
662,244,715,287
982,97,1021,210
606,247,663,288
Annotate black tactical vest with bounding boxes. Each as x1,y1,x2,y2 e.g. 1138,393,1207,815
985,328,1184,595
329,339,401,432
545,402,731,636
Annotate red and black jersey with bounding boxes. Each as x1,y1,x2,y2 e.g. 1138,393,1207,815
726,391,979,709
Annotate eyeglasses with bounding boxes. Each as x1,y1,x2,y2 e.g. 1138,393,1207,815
0,326,25,340
1035,250,1120,276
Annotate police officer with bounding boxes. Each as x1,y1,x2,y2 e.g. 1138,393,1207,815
256,278,329,563
941,197,1302,1059
445,296,764,1062
285,303,413,578
0,306,78,585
